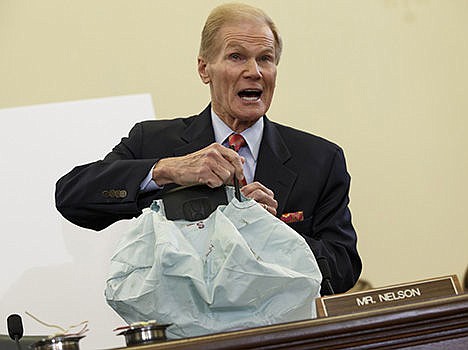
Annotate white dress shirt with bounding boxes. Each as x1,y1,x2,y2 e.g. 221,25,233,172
211,109,263,185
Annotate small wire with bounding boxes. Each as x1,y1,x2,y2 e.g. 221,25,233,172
25,311,89,338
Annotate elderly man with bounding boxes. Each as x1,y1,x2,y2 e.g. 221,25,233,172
56,3,361,294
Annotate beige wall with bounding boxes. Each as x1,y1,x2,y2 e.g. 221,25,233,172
1,0,467,288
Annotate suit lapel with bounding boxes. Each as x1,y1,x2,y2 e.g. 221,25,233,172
255,118,297,215
174,106,215,156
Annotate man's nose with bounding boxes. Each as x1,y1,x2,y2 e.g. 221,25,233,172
243,59,262,79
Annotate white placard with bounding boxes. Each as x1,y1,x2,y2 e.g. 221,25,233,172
0,94,155,350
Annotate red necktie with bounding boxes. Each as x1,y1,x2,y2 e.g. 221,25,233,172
228,134,247,186
228,133,246,152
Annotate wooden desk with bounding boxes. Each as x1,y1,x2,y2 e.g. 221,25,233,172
111,293,468,349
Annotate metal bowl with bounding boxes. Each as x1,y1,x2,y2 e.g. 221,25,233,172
117,322,171,346
30,335,85,350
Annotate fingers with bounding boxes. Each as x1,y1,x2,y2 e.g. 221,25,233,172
152,143,245,188
197,145,245,187
260,203,276,215
219,146,245,183
241,182,278,216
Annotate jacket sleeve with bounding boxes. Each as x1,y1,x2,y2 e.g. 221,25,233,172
289,148,361,294
311,148,361,294
55,123,158,231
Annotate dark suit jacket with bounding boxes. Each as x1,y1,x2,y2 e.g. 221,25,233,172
56,105,361,293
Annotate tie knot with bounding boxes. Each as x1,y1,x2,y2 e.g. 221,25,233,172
228,133,246,152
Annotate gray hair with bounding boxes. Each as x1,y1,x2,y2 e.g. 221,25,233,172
199,3,282,64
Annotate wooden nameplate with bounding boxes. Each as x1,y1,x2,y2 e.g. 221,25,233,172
316,275,462,317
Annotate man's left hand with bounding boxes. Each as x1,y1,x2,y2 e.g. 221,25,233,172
241,182,278,216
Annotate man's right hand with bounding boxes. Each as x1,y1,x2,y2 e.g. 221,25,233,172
151,143,245,188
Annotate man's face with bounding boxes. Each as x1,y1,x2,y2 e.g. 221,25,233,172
198,20,277,132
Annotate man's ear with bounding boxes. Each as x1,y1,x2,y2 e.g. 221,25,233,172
198,56,211,84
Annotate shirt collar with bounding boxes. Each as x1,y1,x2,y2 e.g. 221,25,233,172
211,108,264,161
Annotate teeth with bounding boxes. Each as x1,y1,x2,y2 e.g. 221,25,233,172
238,89,262,101
241,96,260,101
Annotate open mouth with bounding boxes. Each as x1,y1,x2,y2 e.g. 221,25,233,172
238,89,262,101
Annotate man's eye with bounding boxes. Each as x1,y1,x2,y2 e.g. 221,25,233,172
260,55,273,62
229,53,242,60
